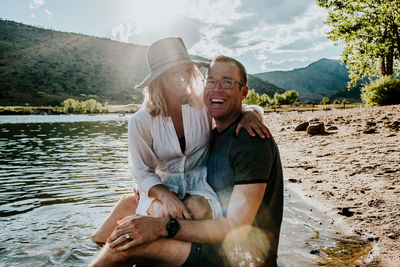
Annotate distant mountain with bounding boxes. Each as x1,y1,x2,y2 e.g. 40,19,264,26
254,58,361,102
0,20,284,106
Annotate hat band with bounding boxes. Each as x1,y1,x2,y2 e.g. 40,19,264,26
149,52,191,70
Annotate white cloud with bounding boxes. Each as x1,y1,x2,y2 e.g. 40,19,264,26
29,0,45,9
109,0,338,71
45,9,53,19
31,14,36,18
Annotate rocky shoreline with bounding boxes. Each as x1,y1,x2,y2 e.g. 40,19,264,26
265,105,400,266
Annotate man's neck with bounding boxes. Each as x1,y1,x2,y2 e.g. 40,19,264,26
214,111,242,133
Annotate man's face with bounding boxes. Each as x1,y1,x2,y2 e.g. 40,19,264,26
203,61,248,121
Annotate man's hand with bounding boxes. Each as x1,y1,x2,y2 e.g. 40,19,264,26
236,110,270,138
107,215,168,251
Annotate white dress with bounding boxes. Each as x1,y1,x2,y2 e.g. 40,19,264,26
128,104,222,218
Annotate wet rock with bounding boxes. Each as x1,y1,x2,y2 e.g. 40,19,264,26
363,127,376,134
338,207,355,217
310,250,320,255
294,122,309,131
326,126,338,131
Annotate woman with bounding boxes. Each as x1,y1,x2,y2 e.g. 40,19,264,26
91,37,268,244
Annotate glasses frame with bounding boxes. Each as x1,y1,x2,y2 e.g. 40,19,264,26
204,78,245,89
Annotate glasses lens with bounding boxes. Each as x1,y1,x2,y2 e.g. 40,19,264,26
221,79,234,89
205,79,216,88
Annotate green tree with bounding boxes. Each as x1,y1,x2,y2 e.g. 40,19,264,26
62,98,80,113
333,99,340,104
244,89,261,105
361,76,400,105
316,0,400,87
320,97,330,105
273,92,285,106
259,94,272,107
342,99,349,105
282,90,299,105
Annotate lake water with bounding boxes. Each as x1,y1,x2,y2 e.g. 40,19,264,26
0,115,366,266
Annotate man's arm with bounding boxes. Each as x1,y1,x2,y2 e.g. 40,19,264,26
175,182,267,243
108,182,266,250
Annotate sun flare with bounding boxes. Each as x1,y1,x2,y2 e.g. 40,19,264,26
128,0,187,33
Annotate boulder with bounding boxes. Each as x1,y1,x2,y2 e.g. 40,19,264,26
307,120,325,135
295,122,309,131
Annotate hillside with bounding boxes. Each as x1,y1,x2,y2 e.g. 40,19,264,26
0,20,284,106
0,19,149,106
254,58,361,102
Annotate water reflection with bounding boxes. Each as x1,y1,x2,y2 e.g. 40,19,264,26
0,115,369,266
0,116,132,266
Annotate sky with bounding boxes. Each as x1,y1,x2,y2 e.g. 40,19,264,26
0,0,344,74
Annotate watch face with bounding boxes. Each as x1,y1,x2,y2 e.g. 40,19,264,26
167,218,180,238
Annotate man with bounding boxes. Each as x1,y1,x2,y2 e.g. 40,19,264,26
89,56,283,267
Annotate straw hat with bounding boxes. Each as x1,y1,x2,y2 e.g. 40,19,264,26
135,37,209,89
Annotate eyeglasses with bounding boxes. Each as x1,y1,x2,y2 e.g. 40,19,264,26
204,78,244,89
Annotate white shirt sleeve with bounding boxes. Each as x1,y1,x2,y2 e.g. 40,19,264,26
242,104,264,118
128,110,163,196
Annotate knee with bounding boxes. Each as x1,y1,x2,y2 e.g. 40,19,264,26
117,193,138,213
184,195,212,220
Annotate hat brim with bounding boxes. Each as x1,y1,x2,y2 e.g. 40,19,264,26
135,59,210,90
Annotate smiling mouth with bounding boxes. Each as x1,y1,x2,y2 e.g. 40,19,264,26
210,98,225,105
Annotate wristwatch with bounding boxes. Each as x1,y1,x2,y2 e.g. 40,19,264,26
166,217,180,238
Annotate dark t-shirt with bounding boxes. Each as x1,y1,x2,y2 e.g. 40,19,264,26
207,115,284,266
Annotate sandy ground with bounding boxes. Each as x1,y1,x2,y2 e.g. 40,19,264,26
264,105,400,266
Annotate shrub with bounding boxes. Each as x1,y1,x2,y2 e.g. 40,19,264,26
259,94,272,106
342,99,349,105
61,98,107,113
333,99,340,104
320,97,330,105
361,76,400,106
273,92,285,106
244,89,261,105
281,90,299,105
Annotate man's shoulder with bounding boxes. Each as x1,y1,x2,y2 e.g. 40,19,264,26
234,129,274,149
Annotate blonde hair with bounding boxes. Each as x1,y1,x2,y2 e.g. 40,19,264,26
143,65,204,117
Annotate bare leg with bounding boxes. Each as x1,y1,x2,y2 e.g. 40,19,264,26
183,195,212,220
88,238,191,267
91,194,138,244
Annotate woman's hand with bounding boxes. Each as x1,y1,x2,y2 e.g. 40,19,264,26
149,184,192,219
237,110,270,138
107,215,168,251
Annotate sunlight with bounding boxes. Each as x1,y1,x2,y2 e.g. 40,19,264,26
128,0,187,34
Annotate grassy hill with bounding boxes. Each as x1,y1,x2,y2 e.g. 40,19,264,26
0,19,149,106
0,20,285,106
254,58,362,102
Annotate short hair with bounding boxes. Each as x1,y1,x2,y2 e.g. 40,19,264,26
143,65,203,117
211,55,248,85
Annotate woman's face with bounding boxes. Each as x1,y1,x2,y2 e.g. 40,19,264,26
161,63,194,97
